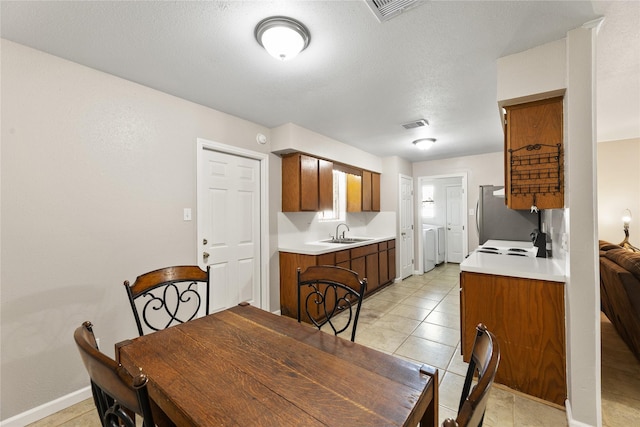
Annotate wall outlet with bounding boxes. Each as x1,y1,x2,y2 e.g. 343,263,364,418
561,233,568,251
183,208,192,221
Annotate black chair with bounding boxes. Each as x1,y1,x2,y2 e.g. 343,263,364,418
73,321,168,427
124,265,210,336
297,265,367,342
442,323,501,427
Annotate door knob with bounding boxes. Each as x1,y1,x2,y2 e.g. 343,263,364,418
203,252,210,259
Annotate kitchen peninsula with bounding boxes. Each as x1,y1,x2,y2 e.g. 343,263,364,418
460,241,567,406
279,235,396,319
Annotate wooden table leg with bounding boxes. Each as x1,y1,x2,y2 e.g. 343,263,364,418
420,365,439,427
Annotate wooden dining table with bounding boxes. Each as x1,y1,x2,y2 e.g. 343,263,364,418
116,302,439,426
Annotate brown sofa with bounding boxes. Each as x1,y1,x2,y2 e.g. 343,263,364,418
599,240,640,361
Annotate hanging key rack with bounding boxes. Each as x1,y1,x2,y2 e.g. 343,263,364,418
508,143,562,196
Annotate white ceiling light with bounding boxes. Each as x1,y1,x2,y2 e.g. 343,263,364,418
413,138,436,150
255,16,310,61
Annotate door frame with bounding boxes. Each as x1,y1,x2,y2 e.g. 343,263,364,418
416,173,468,271
196,138,270,311
444,183,464,263
398,174,415,279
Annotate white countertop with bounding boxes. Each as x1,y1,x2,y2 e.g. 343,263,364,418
278,235,396,256
460,240,566,282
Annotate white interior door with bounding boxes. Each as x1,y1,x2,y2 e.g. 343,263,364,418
199,148,261,312
400,175,414,279
446,185,464,263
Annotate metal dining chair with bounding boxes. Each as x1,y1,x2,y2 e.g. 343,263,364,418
123,265,210,336
73,321,168,427
297,265,367,342
442,323,501,427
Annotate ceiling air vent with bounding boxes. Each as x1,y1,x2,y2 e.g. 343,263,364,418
402,119,429,130
365,0,423,22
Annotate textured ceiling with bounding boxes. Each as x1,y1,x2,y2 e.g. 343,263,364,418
2,1,638,161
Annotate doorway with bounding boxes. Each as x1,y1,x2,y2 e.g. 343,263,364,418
445,185,464,263
196,138,269,311
399,174,415,279
417,173,468,271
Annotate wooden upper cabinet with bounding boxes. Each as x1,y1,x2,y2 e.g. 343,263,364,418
504,97,564,210
282,152,380,213
362,171,372,211
371,172,381,211
282,153,333,212
348,171,381,212
346,174,362,212
299,154,319,211
318,159,333,212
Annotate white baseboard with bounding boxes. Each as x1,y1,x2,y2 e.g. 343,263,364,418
272,309,281,316
0,387,92,427
565,399,597,427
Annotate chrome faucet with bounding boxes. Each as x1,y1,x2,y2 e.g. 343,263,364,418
335,223,350,240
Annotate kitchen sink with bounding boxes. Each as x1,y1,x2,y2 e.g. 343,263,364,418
321,237,373,244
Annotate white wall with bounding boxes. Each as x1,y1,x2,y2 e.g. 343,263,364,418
597,138,640,243
271,122,383,173
413,152,504,252
497,38,566,107
382,156,414,277
0,39,278,420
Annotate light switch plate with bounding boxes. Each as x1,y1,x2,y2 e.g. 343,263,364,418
183,208,192,221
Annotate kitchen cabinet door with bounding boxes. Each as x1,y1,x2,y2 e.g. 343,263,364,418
371,172,381,211
335,250,350,269
279,252,319,321
362,170,372,211
282,153,334,212
350,256,366,288
346,173,362,212
460,271,566,405
318,159,333,212
299,154,319,211
366,252,379,291
379,242,389,285
356,171,381,212
388,242,396,281
504,97,564,210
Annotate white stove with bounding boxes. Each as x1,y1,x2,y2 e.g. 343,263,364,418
475,240,537,258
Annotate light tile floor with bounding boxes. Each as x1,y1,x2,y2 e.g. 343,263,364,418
29,263,640,426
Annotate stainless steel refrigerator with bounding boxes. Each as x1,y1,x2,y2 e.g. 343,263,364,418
476,185,538,244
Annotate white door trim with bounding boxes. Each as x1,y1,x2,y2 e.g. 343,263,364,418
416,173,468,270
196,138,270,311
399,174,415,279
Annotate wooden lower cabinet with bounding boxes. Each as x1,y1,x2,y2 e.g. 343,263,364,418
280,239,396,321
460,271,566,406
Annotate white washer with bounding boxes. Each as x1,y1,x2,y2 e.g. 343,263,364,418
423,224,445,272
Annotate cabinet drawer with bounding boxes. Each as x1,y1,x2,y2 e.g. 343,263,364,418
317,253,335,266
387,239,395,249
351,243,377,258
378,241,388,251
335,250,350,264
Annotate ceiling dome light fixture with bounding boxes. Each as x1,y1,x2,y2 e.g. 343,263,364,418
413,138,436,150
255,16,310,61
